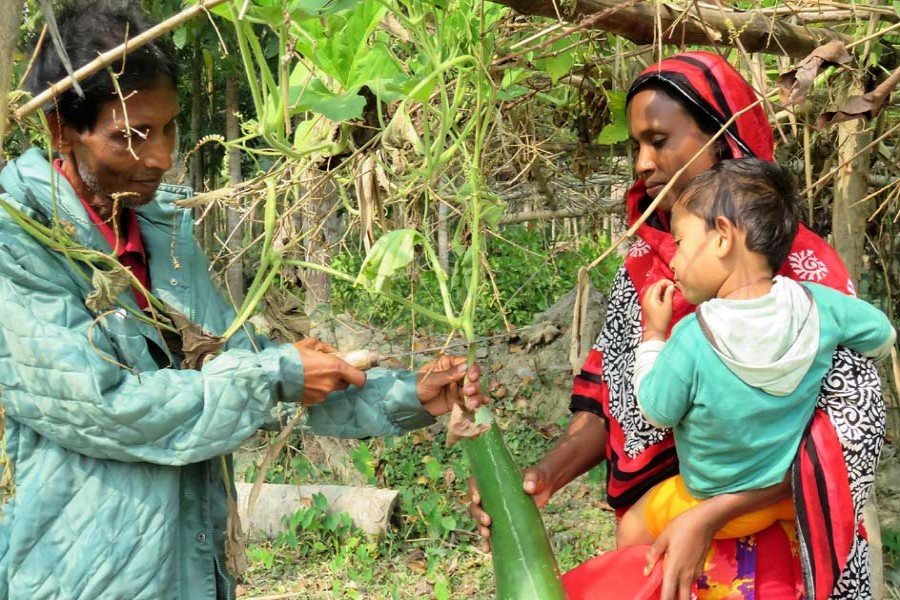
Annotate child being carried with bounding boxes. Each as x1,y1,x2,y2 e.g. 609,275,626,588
618,158,896,546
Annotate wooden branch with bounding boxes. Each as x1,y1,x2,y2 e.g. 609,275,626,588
13,0,228,121
489,0,853,58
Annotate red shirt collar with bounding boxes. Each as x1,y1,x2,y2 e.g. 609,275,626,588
53,159,146,260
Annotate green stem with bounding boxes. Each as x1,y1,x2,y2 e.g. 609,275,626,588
229,4,264,121
223,258,280,340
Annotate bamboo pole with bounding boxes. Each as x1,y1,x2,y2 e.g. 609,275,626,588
13,0,228,121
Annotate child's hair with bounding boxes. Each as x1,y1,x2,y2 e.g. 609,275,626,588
675,158,801,271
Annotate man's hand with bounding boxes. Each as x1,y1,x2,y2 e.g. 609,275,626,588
644,506,713,600
293,339,367,406
642,279,675,341
417,356,485,416
468,464,555,552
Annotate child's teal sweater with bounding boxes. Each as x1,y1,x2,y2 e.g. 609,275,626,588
637,281,894,499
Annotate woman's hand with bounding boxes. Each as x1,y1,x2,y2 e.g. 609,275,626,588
467,464,555,552
642,279,675,341
467,411,608,552
644,506,714,600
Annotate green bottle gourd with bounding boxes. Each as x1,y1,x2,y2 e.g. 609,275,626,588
465,423,567,599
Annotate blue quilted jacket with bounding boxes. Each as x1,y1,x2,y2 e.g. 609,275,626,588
0,149,435,599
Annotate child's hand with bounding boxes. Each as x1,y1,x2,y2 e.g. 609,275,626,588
642,279,675,341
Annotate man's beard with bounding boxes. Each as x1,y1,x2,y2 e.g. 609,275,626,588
77,161,154,211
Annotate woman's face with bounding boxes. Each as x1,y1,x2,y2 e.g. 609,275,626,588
627,89,720,211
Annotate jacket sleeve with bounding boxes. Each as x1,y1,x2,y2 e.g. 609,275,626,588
0,243,305,466
833,291,896,361
635,325,694,429
304,368,436,438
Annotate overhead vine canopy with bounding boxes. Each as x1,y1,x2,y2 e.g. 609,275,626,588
4,0,900,383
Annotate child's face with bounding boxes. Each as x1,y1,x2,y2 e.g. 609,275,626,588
669,205,728,304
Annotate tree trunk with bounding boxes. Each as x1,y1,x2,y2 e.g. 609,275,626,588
302,175,338,315
490,0,850,58
0,1,23,164
831,83,872,283
224,75,245,305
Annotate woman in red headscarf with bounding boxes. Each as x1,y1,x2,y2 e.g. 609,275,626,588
469,52,883,600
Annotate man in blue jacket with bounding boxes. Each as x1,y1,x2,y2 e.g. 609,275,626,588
0,6,481,599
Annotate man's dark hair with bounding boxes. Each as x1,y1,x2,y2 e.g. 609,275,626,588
25,3,178,132
676,158,801,271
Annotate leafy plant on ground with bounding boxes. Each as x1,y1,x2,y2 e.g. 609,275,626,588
330,225,621,334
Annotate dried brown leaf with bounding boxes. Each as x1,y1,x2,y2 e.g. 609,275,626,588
165,305,225,370
262,287,310,343
85,264,132,312
569,270,591,373
445,402,490,447
443,467,456,487
224,491,248,577
777,41,852,106
816,65,900,127
355,153,382,253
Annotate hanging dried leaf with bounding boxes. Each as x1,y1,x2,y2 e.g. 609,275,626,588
0,401,15,509
816,65,900,128
262,288,310,343
355,153,382,253
777,41,852,106
445,402,490,447
569,269,591,374
224,489,249,578
165,305,225,370
85,264,132,312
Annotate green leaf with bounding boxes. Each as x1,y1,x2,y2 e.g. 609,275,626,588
434,579,451,600
538,53,575,84
480,196,507,229
596,90,630,144
501,67,528,90
172,27,188,50
300,87,366,121
440,515,457,532
423,456,442,480
355,230,423,293
324,513,340,531
312,492,329,512
596,120,629,145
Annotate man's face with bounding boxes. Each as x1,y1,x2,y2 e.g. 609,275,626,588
61,79,179,211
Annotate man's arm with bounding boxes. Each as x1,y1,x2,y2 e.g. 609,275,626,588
0,245,305,466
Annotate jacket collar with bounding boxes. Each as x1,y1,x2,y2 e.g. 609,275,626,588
0,147,192,253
